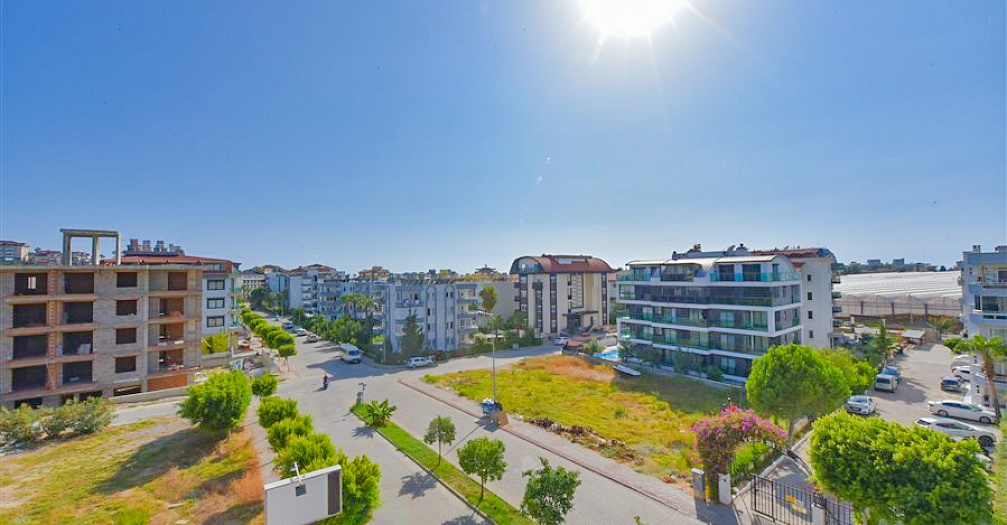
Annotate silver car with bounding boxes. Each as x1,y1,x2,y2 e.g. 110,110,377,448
845,395,877,415
927,400,998,425
915,417,996,448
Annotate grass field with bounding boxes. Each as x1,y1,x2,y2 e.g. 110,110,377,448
0,416,263,525
424,355,747,479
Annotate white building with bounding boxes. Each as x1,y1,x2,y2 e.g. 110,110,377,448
0,241,30,264
267,265,345,315
239,271,266,300
509,255,613,337
753,247,841,348
960,244,1007,408
617,247,803,382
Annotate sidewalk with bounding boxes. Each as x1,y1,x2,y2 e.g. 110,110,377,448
398,377,742,525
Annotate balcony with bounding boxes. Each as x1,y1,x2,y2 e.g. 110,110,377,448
10,366,48,393
62,302,94,325
832,305,843,314
149,349,190,375
396,299,424,308
831,274,841,284
710,272,801,283
62,332,94,356
14,273,49,296
831,291,842,299
12,304,48,329
708,318,769,331
64,273,95,295
12,335,48,361
62,361,94,386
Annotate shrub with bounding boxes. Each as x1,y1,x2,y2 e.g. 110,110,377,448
178,370,252,433
0,404,43,443
362,399,396,427
40,405,73,439
706,366,724,382
71,397,114,435
266,414,314,450
251,374,279,397
274,433,337,474
258,397,299,429
278,344,297,360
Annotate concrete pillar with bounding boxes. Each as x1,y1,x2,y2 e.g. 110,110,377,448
717,473,732,505
114,235,121,264
691,468,706,502
62,235,71,265
92,236,100,266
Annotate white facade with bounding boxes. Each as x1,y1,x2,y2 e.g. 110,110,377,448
753,248,841,348
201,272,240,338
0,242,29,264
239,272,266,300
960,244,1007,408
617,250,803,382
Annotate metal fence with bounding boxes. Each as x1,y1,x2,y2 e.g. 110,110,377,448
751,476,854,525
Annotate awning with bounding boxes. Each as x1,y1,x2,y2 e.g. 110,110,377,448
902,329,926,340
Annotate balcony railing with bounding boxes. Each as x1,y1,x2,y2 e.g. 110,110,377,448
831,291,842,299
396,299,424,308
618,294,787,308
710,272,801,283
831,274,841,284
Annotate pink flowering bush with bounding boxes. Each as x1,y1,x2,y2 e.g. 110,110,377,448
692,405,786,496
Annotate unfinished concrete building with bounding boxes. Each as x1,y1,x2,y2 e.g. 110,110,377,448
0,230,203,408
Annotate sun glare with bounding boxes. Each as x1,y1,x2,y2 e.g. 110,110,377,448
579,0,680,38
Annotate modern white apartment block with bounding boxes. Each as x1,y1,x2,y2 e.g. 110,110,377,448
267,265,345,314
239,271,266,300
0,254,204,408
0,241,30,265
960,244,1007,407
617,247,803,381
510,255,613,337
753,247,842,348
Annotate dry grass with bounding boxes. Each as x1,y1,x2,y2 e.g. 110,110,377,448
0,416,263,525
425,355,745,480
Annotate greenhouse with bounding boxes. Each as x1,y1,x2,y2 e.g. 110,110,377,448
834,271,961,319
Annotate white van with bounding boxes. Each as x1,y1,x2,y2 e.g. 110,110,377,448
950,354,972,371
340,343,362,364
875,374,898,393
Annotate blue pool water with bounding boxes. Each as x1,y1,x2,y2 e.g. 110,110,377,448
594,347,620,362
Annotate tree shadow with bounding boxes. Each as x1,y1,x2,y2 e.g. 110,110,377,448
199,502,263,525
440,513,484,525
94,427,221,495
352,425,375,439
399,471,438,498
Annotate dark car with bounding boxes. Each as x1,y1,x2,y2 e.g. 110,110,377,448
941,375,964,393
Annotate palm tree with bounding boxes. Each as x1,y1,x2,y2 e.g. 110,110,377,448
863,324,899,366
929,317,957,341
959,335,1007,421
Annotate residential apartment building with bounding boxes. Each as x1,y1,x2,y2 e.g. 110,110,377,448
240,271,266,300
0,263,203,408
960,244,1007,407
267,265,345,314
120,254,242,338
616,247,803,381
27,249,61,265
510,255,613,337
0,241,29,264
753,247,842,348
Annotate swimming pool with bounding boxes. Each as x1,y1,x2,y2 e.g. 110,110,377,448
594,346,620,362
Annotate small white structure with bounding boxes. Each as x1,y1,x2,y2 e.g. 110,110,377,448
265,464,341,525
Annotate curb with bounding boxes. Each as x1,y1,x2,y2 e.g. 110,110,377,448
399,379,693,516
350,412,497,525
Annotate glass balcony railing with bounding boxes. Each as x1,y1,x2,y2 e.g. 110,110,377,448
710,272,801,283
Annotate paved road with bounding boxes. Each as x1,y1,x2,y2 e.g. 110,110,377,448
276,328,726,525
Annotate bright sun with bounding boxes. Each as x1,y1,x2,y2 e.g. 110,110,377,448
579,0,680,38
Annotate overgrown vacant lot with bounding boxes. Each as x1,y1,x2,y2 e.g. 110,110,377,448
0,416,263,525
424,355,746,479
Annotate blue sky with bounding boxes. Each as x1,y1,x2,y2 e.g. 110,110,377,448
3,1,1004,272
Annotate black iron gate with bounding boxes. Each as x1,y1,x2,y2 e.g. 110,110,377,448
751,476,854,525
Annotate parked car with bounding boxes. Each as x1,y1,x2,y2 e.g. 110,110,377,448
552,336,570,347
874,374,898,393
295,328,308,337
952,365,980,382
880,365,901,384
950,354,972,371
941,375,964,393
927,400,998,424
305,334,320,343
340,344,362,364
845,395,877,415
407,356,435,368
915,417,997,448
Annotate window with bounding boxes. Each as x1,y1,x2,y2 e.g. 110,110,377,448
206,298,225,309
116,300,138,316
115,356,137,373
807,292,813,301
206,279,225,291
207,316,225,328
807,274,812,282
116,328,137,345
809,330,814,339
117,272,138,288
808,311,814,320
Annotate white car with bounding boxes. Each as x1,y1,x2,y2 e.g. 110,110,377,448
927,399,998,425
407,356,434,368
552,337,570,346
305,334,319,343
952,365,983,382
915,417,997,448
845,395,877,415
950,354,972,370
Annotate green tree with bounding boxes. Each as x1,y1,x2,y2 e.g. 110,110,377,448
258,396,300,428
361,399,396,427
479,285,498,314
862,324,899,366
457,437,507,504
274,432,338,474
423,415,456,466
809,411,992,525
959,335,1007,421
331,453,382,525
929,317,957,340
817,348,876,395
400,313,424,355
266,413,314,450
521,458,581,525
746,344,848,445
582,339,603,354
251,374,279,397
278,343,297,366
507,311,528,338
201,333,230,355
178,370,252,433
